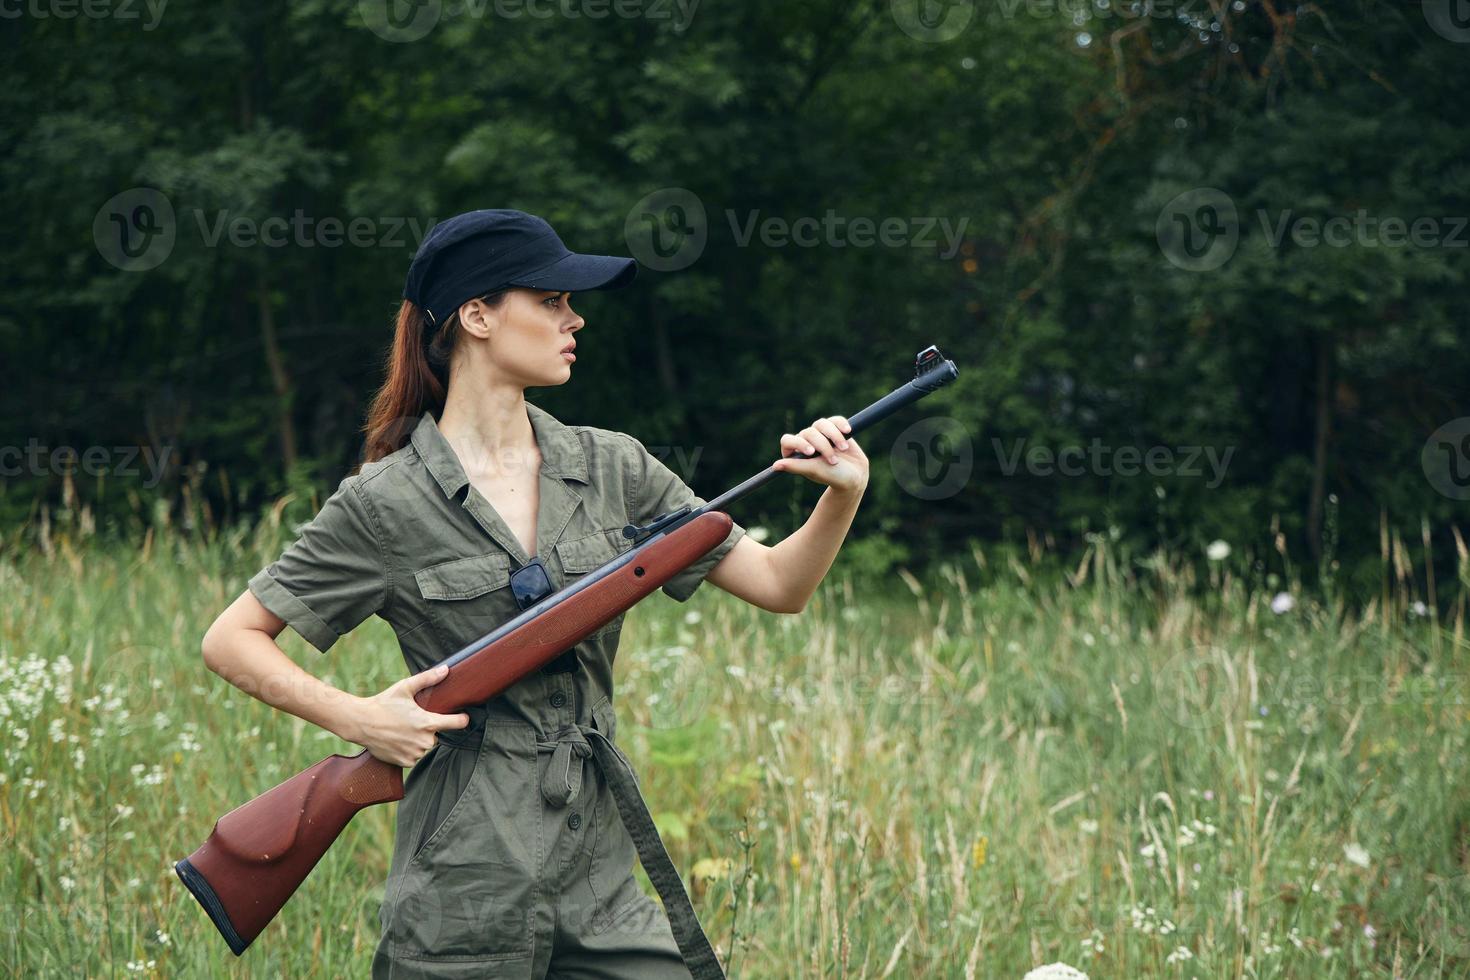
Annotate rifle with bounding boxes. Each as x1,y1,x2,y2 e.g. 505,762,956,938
175,345,959,954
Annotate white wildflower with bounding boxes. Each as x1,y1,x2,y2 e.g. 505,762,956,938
1023,965,1089,980
747,526,771,543
1343,842,1370,868
1206,540,1231,561
1270,592,1295,614
1165,945,1193,964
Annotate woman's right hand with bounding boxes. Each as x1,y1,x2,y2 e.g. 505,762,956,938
350,663,471,767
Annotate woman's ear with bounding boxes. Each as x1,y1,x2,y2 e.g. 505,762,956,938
457,295,500,340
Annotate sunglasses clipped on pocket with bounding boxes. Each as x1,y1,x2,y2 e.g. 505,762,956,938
510,556,579,675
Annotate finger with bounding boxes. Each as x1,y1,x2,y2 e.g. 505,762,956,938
425,711,472,731
831,415,852,435
779,433,812,458
814,418,848,452
801,426,838,464
773,454,830,477
401,662,450,693
774,454,817,473
783,431,822,458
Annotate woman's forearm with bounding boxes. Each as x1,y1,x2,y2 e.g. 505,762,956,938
202,630,365,744
764,482,866,612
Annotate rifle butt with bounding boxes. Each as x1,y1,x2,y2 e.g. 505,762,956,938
175,748,403,954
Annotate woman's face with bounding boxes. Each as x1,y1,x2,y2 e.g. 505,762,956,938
455,287,584,388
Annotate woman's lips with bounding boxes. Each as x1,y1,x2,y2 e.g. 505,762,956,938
561,351,576,362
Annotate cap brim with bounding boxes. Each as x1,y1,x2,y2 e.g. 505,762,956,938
508,252,638,292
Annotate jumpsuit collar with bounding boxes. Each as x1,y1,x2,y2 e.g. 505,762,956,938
410,401,590,494
409,402,591,566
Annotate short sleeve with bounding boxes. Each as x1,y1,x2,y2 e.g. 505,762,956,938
626,436,746,602
248,476,389,653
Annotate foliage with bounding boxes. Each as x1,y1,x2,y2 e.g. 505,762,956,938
2,0,1467,599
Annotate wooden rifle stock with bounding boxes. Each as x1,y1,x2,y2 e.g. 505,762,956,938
175,511,734,955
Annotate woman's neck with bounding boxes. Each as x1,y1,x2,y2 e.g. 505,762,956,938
437,383,539,478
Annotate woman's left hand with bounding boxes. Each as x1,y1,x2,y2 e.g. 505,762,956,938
773,415,869,494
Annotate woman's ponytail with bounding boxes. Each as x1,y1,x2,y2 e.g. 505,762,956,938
358,292,504,468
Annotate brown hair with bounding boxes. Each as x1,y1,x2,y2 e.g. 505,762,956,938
359,291,506,467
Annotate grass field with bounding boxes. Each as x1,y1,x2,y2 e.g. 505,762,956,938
3,510,1469,978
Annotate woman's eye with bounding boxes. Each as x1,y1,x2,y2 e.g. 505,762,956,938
544,295,561,308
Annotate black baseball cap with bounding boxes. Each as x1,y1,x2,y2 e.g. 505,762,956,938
403,209,638,327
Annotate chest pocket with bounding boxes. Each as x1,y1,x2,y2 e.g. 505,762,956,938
414,552,515,652
555,528,632,640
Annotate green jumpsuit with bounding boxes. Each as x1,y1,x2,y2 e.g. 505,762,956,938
246,402,746,979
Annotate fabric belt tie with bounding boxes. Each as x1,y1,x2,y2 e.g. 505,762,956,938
534,723,726,980
536,728,593,808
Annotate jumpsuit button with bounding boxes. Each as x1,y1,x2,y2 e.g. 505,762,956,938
549,690,566,708
567,811,582,831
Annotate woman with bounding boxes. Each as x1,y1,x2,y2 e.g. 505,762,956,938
200,209,869,979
